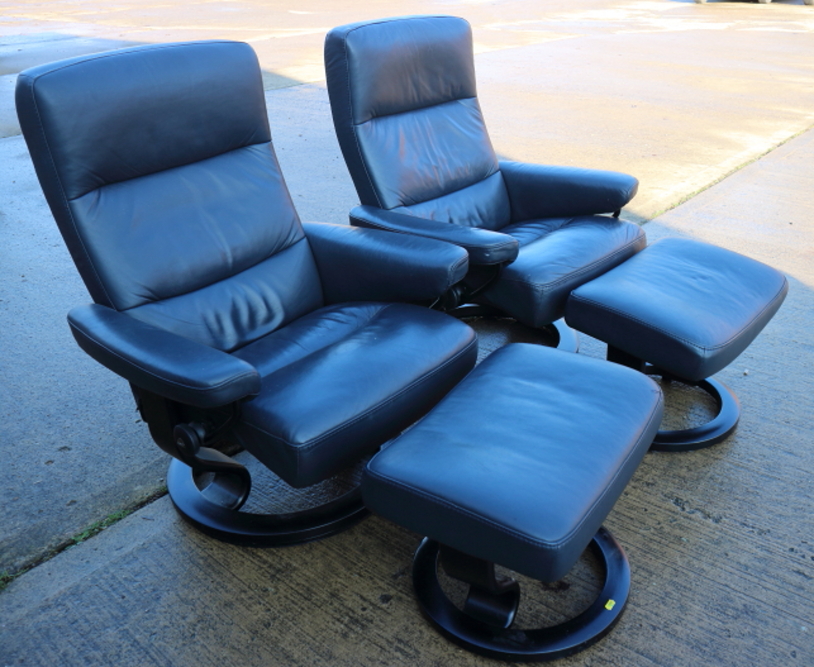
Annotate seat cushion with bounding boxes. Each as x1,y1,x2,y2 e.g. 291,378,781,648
363,343,663,582
565,238,789,381
232,302,477,488
478,215,646,327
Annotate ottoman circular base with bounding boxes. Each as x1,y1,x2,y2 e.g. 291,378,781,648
167,459,368,547
412,527,630,663
649,373,741,451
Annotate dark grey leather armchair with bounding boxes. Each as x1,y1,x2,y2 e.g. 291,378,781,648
16,40,478,545
325,15,645,350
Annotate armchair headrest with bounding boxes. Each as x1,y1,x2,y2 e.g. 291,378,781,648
326,15,476,126
17,40,270,201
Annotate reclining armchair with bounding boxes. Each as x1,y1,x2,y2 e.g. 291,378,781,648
325,15,787,451
325,16,645,352
16,40,478,545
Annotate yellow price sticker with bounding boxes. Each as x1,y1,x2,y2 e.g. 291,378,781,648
604,599,616,611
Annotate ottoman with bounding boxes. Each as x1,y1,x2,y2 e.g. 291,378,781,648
363,344,664,661
566,238,788,450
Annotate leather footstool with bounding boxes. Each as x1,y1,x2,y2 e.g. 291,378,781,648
363,343,663,661
566,238,788,450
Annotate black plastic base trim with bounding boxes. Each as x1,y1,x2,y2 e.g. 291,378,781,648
412,527,630,662
166,459,369,547
648,372,741,452
452,305,579,353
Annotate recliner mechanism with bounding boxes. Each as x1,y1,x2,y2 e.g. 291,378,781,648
173,422,251,511
132,386,251,510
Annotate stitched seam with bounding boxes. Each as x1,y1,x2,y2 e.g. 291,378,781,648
398,167,502,210
448,254,469,285
28,41,238,79
368,393,662,551
501,232,644,290
350,217,516,254
341,36,383,209
65,141,272,203
26,41,264,307
25,75,114,306
356,95,478,124
69,322,258,394
571,277,788,353
247,329,477,455
129,234,309,311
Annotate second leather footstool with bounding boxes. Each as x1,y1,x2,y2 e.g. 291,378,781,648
566,237,788,450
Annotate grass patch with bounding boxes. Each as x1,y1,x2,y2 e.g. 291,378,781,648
646,123,814,222
70,509,135,545
0,486,167,594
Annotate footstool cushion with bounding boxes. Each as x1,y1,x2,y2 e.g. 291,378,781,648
565,238,788,382
363,343,663,582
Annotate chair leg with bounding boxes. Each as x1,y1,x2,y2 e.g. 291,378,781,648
411,527,630,662
166,459,368,547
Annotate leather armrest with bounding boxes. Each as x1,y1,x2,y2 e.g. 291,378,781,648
303,221,469,304
499,161,639,220
68,304,261,408
349,205,519,266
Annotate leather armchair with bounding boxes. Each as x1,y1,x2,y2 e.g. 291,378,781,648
325,16,646,348
16,40,478,545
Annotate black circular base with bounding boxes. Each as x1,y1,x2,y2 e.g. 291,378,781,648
166,459,369,547
648,373,741,452
452,305,579,353
412,527,630,662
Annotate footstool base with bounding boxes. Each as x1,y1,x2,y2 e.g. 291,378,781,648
413,527,630,663
647,372,740,451
608,346,741,451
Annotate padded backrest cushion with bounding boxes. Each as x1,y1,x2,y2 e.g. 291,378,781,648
325,16,511,230
17,41,324,351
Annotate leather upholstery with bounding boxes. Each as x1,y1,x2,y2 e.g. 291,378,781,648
566,238,789,381
349,206,519,265
325,16,644,327
303,222,469,303
325,16,490,213
234,303,477,487
500,161,639,220
68,304,262,408
18,40,479,488
481,215,647,327
364,344,663,582
16,42,275,310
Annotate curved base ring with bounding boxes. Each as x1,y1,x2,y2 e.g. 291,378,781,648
452,305,579,353
166,459,369,547
647,372,741,452
412,527,630,662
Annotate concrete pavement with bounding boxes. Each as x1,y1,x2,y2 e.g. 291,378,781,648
1,1,813,665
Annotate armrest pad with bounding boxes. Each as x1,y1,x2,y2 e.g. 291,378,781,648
349,205,519,266
68,304,261,408
303,222,469,304
499,161,639,220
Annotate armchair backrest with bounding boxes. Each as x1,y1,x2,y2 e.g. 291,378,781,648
325,16,511,231
17,41,324,352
